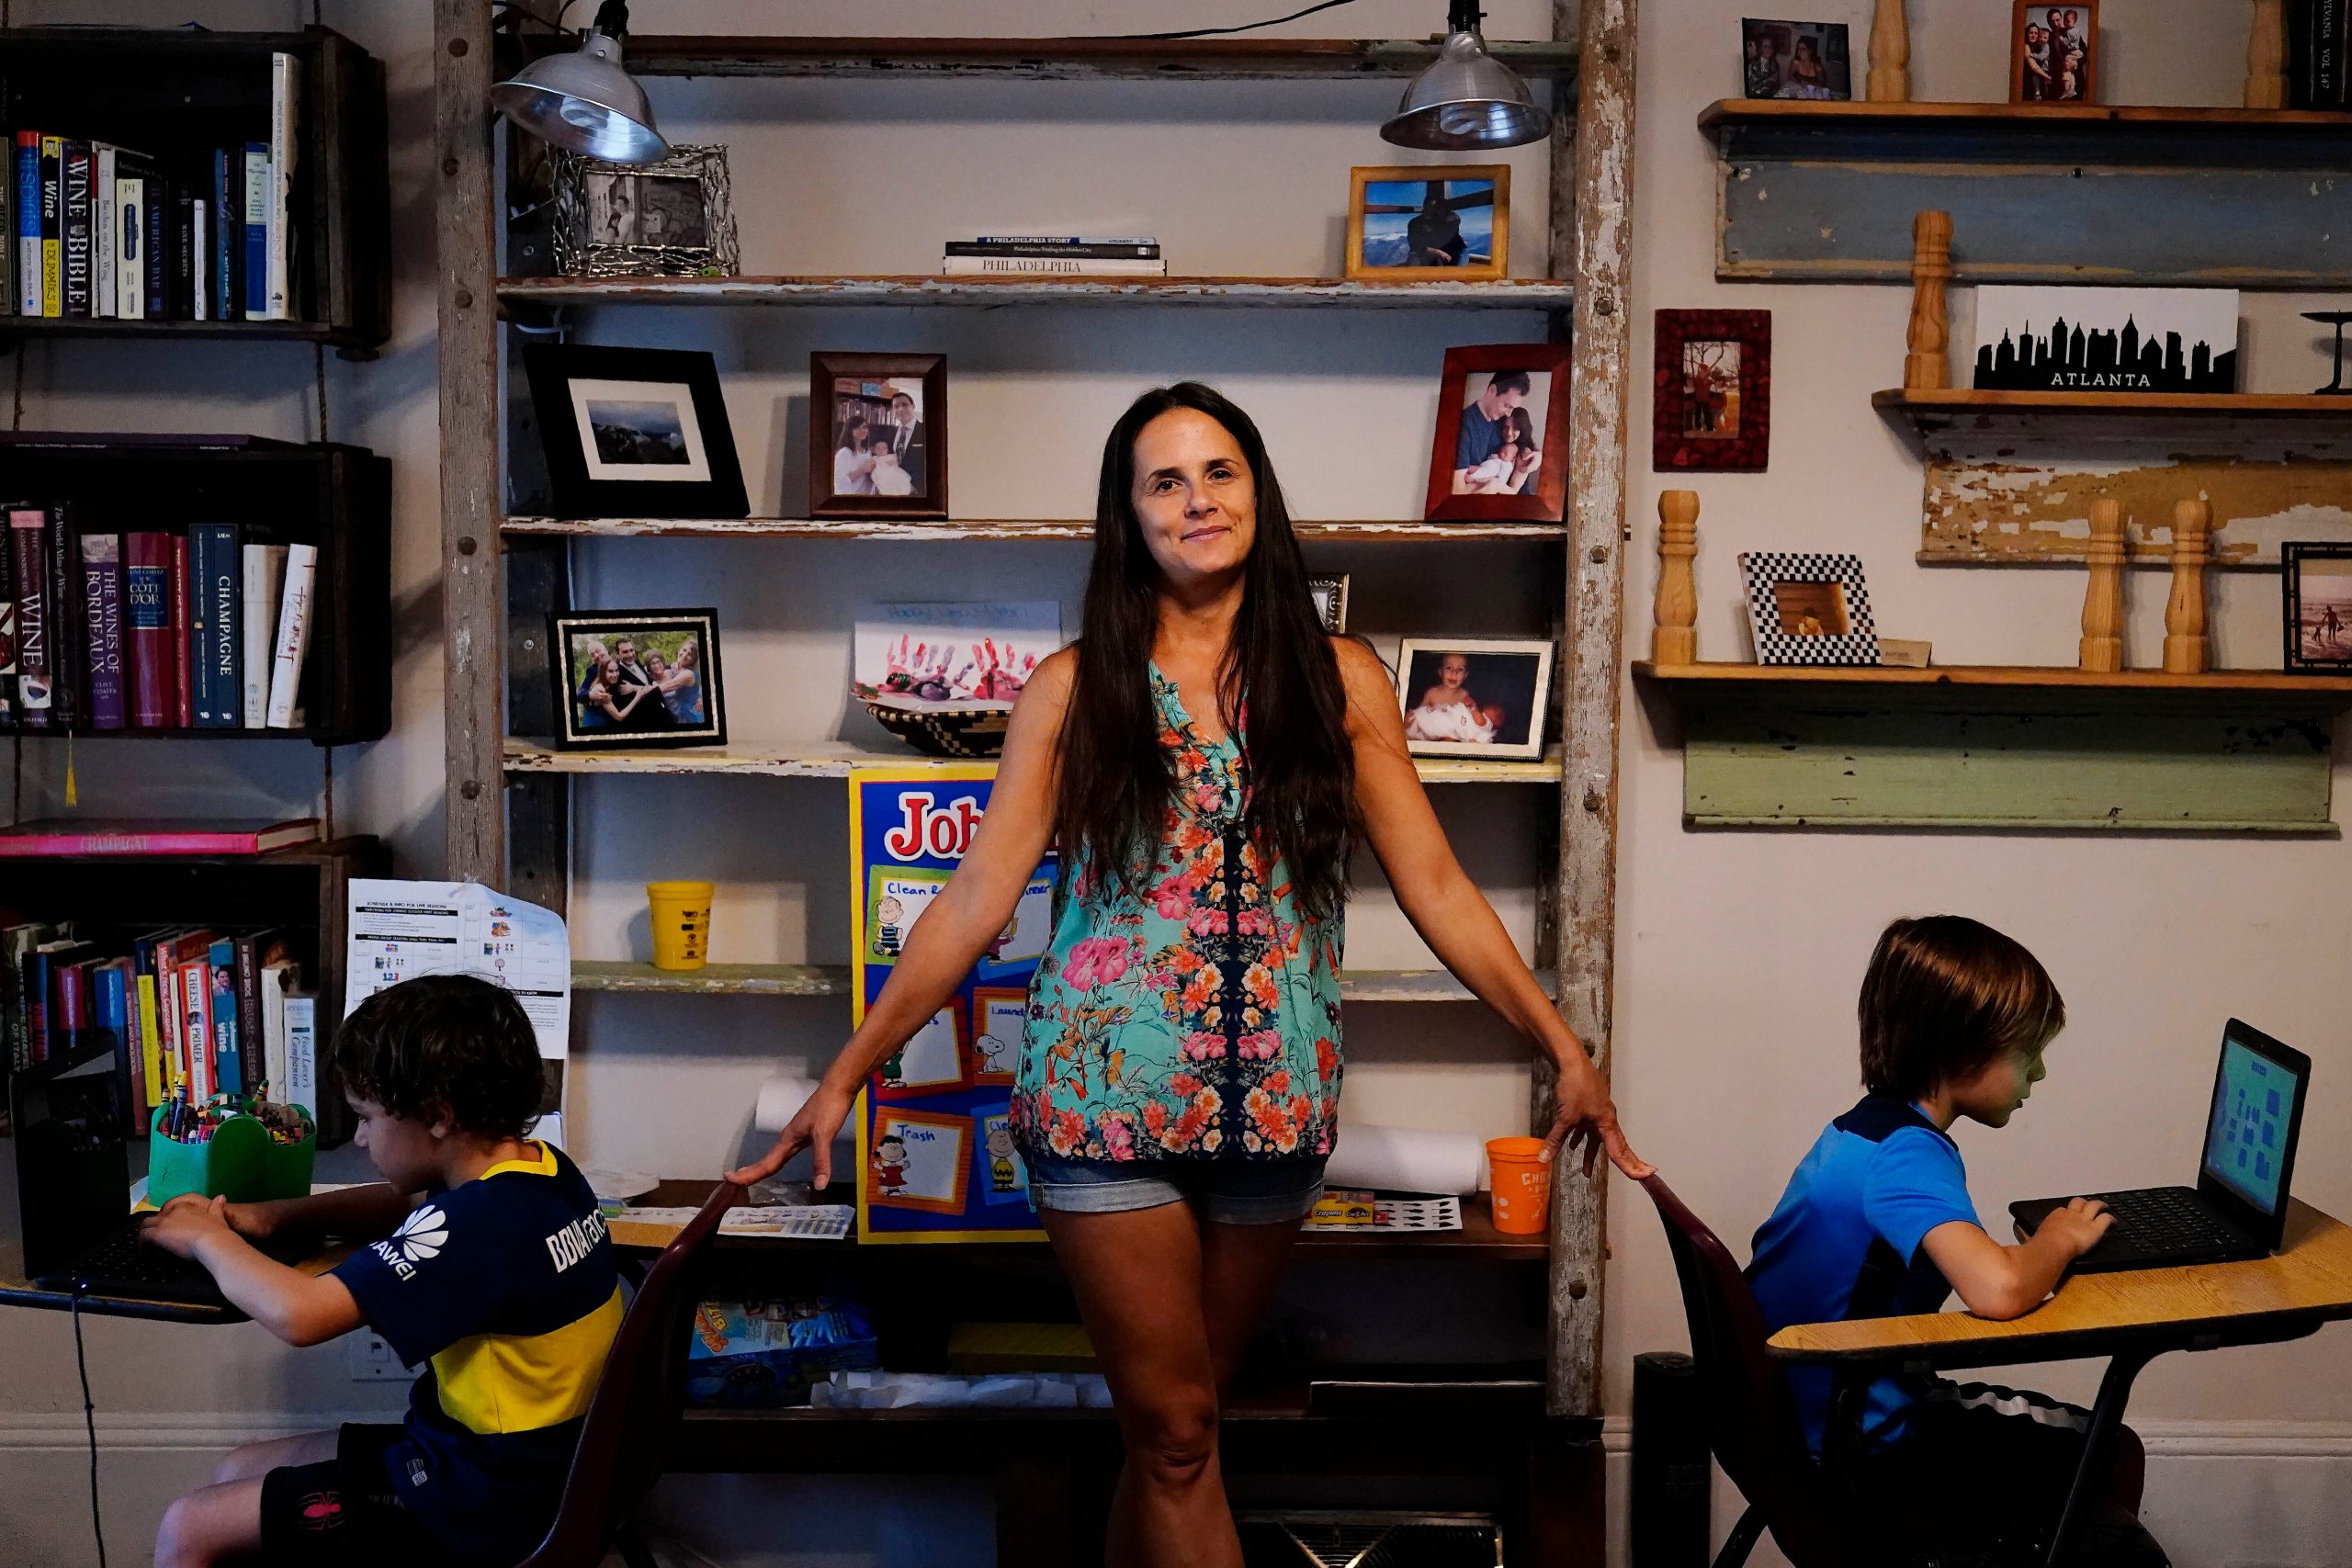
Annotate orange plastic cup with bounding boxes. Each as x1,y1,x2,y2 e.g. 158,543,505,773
1487,1136,1553,1235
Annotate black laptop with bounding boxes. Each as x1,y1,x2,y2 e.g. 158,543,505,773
2011,1018,2311,1274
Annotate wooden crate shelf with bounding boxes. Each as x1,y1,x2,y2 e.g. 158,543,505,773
555,34,1580,82
498,276,1576,311
571,959,1556,1004
502,515,1567,543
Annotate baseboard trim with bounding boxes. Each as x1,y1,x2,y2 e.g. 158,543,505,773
0,1412,395,1451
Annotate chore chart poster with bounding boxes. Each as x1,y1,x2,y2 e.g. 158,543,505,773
849,765,1054,1244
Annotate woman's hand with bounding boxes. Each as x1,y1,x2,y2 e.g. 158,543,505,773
1541,1049,1651,1180
725,1080,857,1190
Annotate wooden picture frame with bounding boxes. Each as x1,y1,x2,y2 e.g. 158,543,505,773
548,608,726,749
522,343,749,520
809,352,948,521
1653,309,1771,473
2282,542,2352,671
2010,0,2098,105
1345,165,1509,283
1423,343,1573,524
1739,552,1881,666
1396,637,1555,761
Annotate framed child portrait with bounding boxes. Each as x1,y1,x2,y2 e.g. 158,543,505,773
1739,552,1880,666
2282,543,2352,672
1395,637,1555,761
548,608,726,749
810,352,948,521
1345,165,1509,282
1423,344,1573,524
2011,0,2098,105
1654,309,1771,473
523,344,749,520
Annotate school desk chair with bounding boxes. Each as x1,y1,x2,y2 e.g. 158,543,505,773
518,1179,744,1568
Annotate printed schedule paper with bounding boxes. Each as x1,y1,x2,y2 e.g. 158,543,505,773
345,879,572,1057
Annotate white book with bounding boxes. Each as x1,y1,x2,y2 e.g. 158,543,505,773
266,52,303,321
939,255,1168,276
190,198,209,320
259,957,296,1096
117,175,145,319
241,543,288,727
282,990,316,1111
265,541,316,728
93,145,115,319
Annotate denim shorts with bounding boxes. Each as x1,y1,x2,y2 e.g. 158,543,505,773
1023,1150,1328,1225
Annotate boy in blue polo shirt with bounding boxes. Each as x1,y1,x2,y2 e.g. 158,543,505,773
143,975,617,1568
1748,916,2166,1565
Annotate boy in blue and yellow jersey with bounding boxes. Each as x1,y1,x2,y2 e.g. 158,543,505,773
144,975,617,1568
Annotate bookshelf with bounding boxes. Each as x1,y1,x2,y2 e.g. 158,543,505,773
499,275,1580,310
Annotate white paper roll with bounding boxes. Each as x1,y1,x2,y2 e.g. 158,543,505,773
1323,1120,1487,1195
754,1076,826,1134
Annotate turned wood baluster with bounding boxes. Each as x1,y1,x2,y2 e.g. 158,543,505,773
1653,491,1699,666
2080,497,2126,673
1905,210,1953,391
2164,499,2215,675
2246,0,2289,109
1868,0,1911,103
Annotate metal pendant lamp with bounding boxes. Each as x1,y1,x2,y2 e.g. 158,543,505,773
492,0,669,164
1382,0,1554,151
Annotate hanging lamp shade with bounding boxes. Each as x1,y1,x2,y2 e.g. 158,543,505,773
1381,27,1554,151
491,1,668,164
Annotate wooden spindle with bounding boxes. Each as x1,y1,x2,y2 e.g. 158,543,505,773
2079,497,2126,672
1653,491,1700,666
2163,498,2215,675
1868,0,1911,103
1905,210,1953,391
2246,0,2289,109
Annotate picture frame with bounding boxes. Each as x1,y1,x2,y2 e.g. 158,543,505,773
1395,637,1555,761
2010,0,2098,105
551,144,740,278
1423,343,1573,524
548,608,727,750
522,344,749,520
1654,309,1771,472
1345,165,1509,283
2282,543,2352,672
1738,552,1881,666
1741,18,1853,100
811,352,949,521
1309,575,1351,634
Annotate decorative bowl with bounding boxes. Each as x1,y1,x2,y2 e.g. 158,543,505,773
861,696,1014,758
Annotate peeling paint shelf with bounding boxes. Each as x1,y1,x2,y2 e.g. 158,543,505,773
502,515,1567,544
496,276,1575,311
1700,100,2352,133
504,737,1563,785
530,35,1580,82
570,960,1555,1004
1875,389,2352,434
1635,662,2352,700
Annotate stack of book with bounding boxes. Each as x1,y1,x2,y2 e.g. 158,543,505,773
0,502,321,732
941,236,1166,276
0,51,304,321
2290,0,2352,107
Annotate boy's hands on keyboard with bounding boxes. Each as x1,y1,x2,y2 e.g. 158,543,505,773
2040,1196,2117,1258
143,1194,238,1259
154,1191,277,1244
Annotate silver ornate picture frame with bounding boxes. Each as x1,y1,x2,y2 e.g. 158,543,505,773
552,144,740,278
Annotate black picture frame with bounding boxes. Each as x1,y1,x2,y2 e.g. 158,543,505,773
523,344,749,520
548,608,727,750
2282,542,2352,672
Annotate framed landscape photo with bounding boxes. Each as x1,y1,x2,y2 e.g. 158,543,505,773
551,144,740,277
810,353,949,521
2282,543,2352,672
523,344,749,519
1654,309,1771,472
548,608,726,750
1395,637,1555,761
2010,0,2098,104
1741,18,1852,100
1346,166,1509,283
1423,343,1573,524
1739,552,1880,666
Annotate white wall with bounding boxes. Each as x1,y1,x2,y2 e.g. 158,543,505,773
3,3,2347,1565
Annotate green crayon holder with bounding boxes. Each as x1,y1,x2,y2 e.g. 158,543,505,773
148,1107,317,1205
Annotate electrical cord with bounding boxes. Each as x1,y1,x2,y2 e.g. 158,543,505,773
1113,0,1363,40
69,1286,108,1568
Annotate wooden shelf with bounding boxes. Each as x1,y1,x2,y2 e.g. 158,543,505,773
497,276,1575,311
1875,389,2352,426
503,515,1566,543
532,34,1578,82
1634,661,2352,701
1700,99,2352,132
571,960,1554,1004
0,317,380,352
504,736,1563,784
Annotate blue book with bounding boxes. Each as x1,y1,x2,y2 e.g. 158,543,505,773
188,523,240,726
12,133,37,315
242,144,269,318
209,148,239,321
95,961,128,1033
207,938,241,1095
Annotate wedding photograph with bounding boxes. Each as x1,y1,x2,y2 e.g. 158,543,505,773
810,353,950,520
549,608,726,750
1395,637,1554,761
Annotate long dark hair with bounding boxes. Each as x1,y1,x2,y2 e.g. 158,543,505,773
1056,383,1359,919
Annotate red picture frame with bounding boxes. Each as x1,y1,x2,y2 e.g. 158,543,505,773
1653,309,1771,473
1422,343,1574,524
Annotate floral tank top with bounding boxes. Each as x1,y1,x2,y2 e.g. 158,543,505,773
1012,668,1344,1162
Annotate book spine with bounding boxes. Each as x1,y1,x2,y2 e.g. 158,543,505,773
153,939,185,1092
190,197,209,321
201,525,239,726
943,242,1161,259
135,969,164,1107
243,144,269,319
45,505,77,731
260,962,292,1094
9,508,51,727
232,935,263,1095
13,133,37,315
0,529,13,724
158,186,180,320
124,532,171,726
210,149,238,321
266,542,316,728
240,543,285,728
181,961,214,1101
60,141,91,318
81,533,124,729
0,829,274,855
267,53,302,320
208,943,240,1096
283,992,316,1111
93,144,115,320
94,963,127,1081
2318,0,2344,106
117,172,143,319
55,961,92,1040
38,136,60,317
971,235,1159,245
940,255,1167,276
170,531,191,725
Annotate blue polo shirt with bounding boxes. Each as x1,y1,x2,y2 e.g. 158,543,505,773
1455,401,1507,472
1747,1095,1981,1453
331,1142,620,1564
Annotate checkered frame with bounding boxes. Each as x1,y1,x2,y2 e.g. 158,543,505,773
1739,552,1880,666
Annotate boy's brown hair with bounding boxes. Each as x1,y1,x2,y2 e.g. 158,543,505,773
333,974,546,1138
1858,915,2064,1102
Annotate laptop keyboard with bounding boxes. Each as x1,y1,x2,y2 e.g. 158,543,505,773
2083,1189,2247,1258
68,1224,223,1294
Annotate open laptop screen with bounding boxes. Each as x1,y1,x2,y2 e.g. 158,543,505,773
2202,1032,2303,1215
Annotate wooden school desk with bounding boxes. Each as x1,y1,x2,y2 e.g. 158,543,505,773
1769,1200,2352,1566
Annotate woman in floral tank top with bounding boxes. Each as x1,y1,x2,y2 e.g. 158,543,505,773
734,385,1645,1568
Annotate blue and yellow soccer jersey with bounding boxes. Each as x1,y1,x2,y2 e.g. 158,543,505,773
1747,1095,1981,1454
331,1142,620,1563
